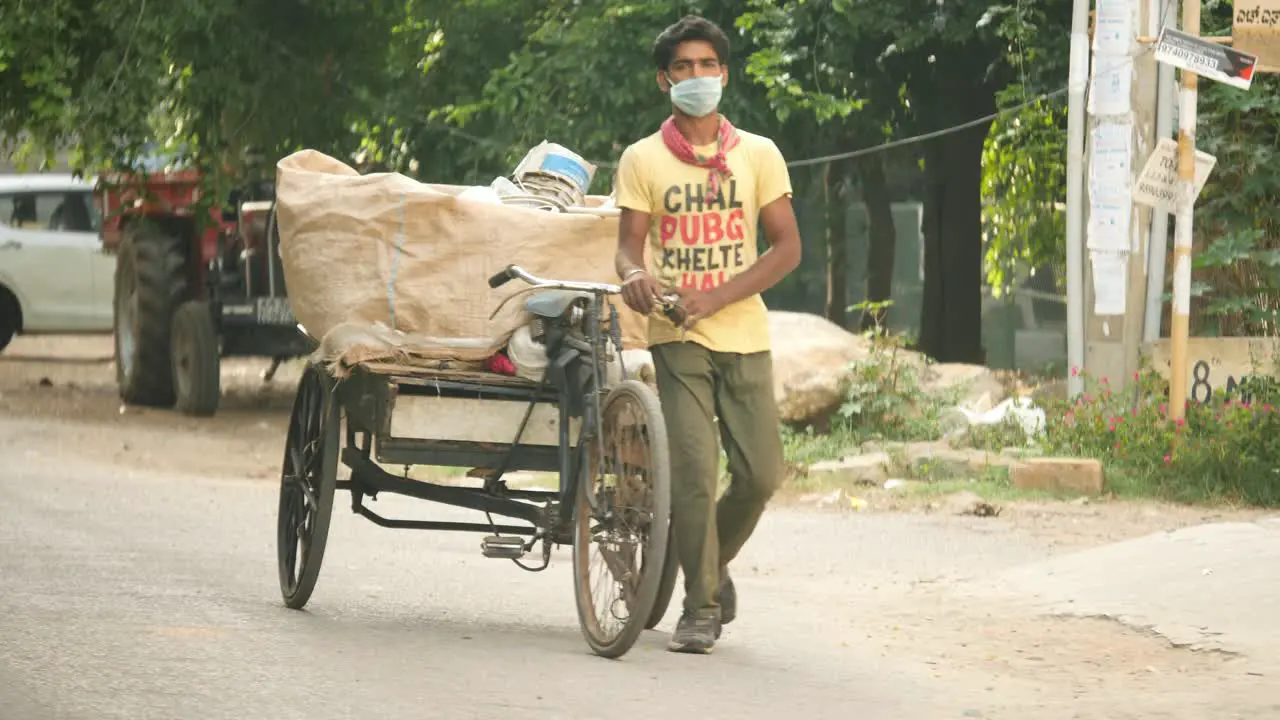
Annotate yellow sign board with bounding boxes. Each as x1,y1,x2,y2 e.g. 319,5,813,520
1143,337,1278,403
1235,1,1280,69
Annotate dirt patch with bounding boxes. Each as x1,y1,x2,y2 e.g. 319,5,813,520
848,568,1280,717
0,335,298,480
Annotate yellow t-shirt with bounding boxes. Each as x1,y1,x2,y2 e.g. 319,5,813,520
613,126,793,354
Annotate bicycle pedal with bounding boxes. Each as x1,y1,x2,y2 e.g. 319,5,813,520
481,535,527,559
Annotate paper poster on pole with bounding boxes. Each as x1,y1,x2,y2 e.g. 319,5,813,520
1233,1,1280,69
1088,55,1134,114
1090,251,1129,315
1088,200,1133,252
1089,123,1132,198
1094,0,1135,55
1133,137,1218,213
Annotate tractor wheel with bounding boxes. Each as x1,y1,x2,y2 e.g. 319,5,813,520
114,222,189,407
0,287,19,353
171,300,221,417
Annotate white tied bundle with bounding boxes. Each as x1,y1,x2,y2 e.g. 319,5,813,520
504,141,598,211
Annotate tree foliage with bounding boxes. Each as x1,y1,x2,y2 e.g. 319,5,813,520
1,0,399,189
1188,0,1280,336
4,0,1277,358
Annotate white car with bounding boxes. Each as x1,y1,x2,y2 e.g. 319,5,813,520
0,173,115,352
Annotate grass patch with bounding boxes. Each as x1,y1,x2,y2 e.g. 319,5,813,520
781,425,864,465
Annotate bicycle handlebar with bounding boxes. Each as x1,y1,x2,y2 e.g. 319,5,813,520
487,264,688,325
487,264,622,295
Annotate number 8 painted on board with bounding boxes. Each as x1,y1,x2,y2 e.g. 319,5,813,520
1191,360,1212,403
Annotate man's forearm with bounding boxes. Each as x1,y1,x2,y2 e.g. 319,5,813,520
615,207,652,280
615,248,646,279
713,240,800,306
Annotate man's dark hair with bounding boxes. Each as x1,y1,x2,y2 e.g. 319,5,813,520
652,15,730,70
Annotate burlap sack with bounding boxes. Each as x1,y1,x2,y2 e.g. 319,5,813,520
274,150,649,368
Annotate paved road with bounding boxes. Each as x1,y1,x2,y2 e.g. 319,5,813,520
3,415,1274,720
0,416,1058,720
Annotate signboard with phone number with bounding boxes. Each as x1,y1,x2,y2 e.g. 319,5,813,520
1154,27,1260,89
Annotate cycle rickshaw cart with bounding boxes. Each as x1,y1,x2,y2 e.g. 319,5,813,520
274,264,680,658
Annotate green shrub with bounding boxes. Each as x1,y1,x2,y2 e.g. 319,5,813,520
1039,368,1280,506
830,302,958,443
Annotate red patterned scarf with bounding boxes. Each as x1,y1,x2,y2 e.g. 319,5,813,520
660,115,740,205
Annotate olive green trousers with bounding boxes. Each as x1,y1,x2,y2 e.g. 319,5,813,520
650,341,784,619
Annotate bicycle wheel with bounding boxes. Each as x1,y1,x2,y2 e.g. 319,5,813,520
645,527,679,629
277,363,339,610
572,379,672,658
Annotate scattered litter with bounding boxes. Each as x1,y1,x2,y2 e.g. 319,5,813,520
848,495,867,511
942,395,1047,439
811,489,845,508
968,502,1002,518
884,479,908,491
947,491,1003,517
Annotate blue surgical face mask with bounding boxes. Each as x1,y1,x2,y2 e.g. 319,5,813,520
667,75,723,118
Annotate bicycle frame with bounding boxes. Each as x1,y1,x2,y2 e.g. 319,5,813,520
486,265,628,534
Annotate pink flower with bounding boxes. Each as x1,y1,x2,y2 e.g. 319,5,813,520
1133,371,1140,381
1159,403,1168,414
1163,454,1171,464
1071,366,1080,377
1175,417,1185,427
1131,408,1138,417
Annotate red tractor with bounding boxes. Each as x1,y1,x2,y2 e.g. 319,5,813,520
97,161,313,417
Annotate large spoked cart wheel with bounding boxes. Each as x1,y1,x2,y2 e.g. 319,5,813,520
645,526,679,630
572,379,672,658
277,363,339,609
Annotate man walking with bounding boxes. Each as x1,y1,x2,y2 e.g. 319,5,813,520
612,14,802,654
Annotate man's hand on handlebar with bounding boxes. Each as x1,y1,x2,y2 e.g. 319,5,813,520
672,286,725,329
620,270,663,315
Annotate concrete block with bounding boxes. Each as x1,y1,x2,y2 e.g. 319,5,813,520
1010,457,1106,496
807,452,891,486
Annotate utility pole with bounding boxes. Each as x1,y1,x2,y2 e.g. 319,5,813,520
1077,0,1155,390
1064,0,1091,399
1142,39,1177,345
1167,0,1200,419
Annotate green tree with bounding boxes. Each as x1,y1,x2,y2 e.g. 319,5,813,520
1,0,399,191
1186,0,1280,337
740,0,1019,361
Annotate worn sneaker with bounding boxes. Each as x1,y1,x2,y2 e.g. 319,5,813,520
717,569,737,628
668,612,719,654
